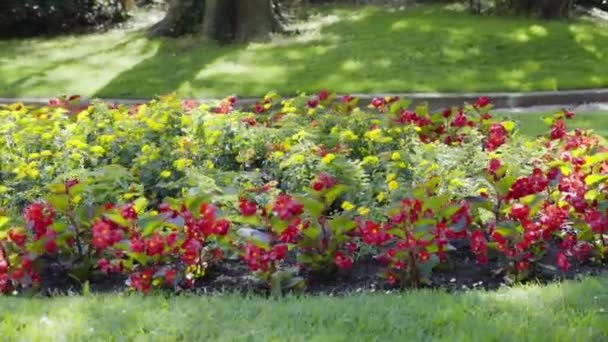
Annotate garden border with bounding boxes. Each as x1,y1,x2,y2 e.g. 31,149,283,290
1,88,608,111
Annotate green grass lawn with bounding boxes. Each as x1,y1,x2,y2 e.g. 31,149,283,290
0,277,607,341
0,5,607,99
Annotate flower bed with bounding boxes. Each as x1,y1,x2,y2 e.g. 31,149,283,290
0,92,606,295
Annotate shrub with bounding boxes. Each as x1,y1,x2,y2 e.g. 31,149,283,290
0,91,607,295
0,0,128,37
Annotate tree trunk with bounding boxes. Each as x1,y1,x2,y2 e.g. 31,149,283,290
149,0,284,42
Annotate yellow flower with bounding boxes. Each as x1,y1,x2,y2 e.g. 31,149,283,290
293,154,305,164
271,151,285,160
358,207,370,216
90,145,106,156
160,170,172,178
391,152,401,161
376,192,386,203
364,128,382,142
362,156,379,166
41,133,53,140
40,150,52,157
340,130,358,141
99,134,116,144
28,153,40,160
173,158,192,171
204,160,215,169
321,153,336,165
386,173,397,182
341,201,355,211
388,180,399,191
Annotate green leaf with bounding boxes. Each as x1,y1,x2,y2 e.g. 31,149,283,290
270,217,290,234
585,174,608,186
496,175,517,197
389,99,412,114
231,215,262,227
324,184,348,206
133,197,148,213
0,216,9,230
69,182,87,197
50,222,68,234
425,194,449,212
585,152,608,166
47,194,69,212
302,224,321,240
105,212,130,227
296,196,324,218
328,215,357,234
47,183,66,194
388,228,406,238
139,216,165,236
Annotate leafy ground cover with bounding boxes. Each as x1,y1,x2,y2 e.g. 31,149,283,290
0,276,607,340
1,92,608,296
0,5,607,99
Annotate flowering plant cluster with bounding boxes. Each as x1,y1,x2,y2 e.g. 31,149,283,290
0,92,607,294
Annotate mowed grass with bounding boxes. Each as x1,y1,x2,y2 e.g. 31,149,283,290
0,5,607,99
0,277,607,341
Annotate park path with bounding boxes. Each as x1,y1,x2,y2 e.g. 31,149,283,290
1,88,608,112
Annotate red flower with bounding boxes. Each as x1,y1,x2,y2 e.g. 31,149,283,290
130,237,145,253
510,204,530,222
312,181,325,191
165,269,177,285
335,251,353,269
270,244,288,261
98,259,110,273
272,195,303,221
556,252,570,271
11,268,25,280
474,96,491,109
279,223,300,243
213,219,230,236
8,228,27,247
342,95,354,103
318,89,329,101
470,230,488,264
255,102,265,114
307,99,319,108
181,99,197,112
145,233,165,256
418,250,431,262
44,239,57,254
488,158,501,173
387,272,397,285
239,199,257,216
516,260,528,271
371,98,384,109
550,119,567,140
121,204,137,220
24,203,55,239
485,123,507,151
0,260,8,274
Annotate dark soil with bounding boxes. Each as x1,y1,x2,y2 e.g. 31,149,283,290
35,242,608,297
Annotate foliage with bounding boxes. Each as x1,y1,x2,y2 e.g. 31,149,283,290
1,91,608,295
0,0,129,38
